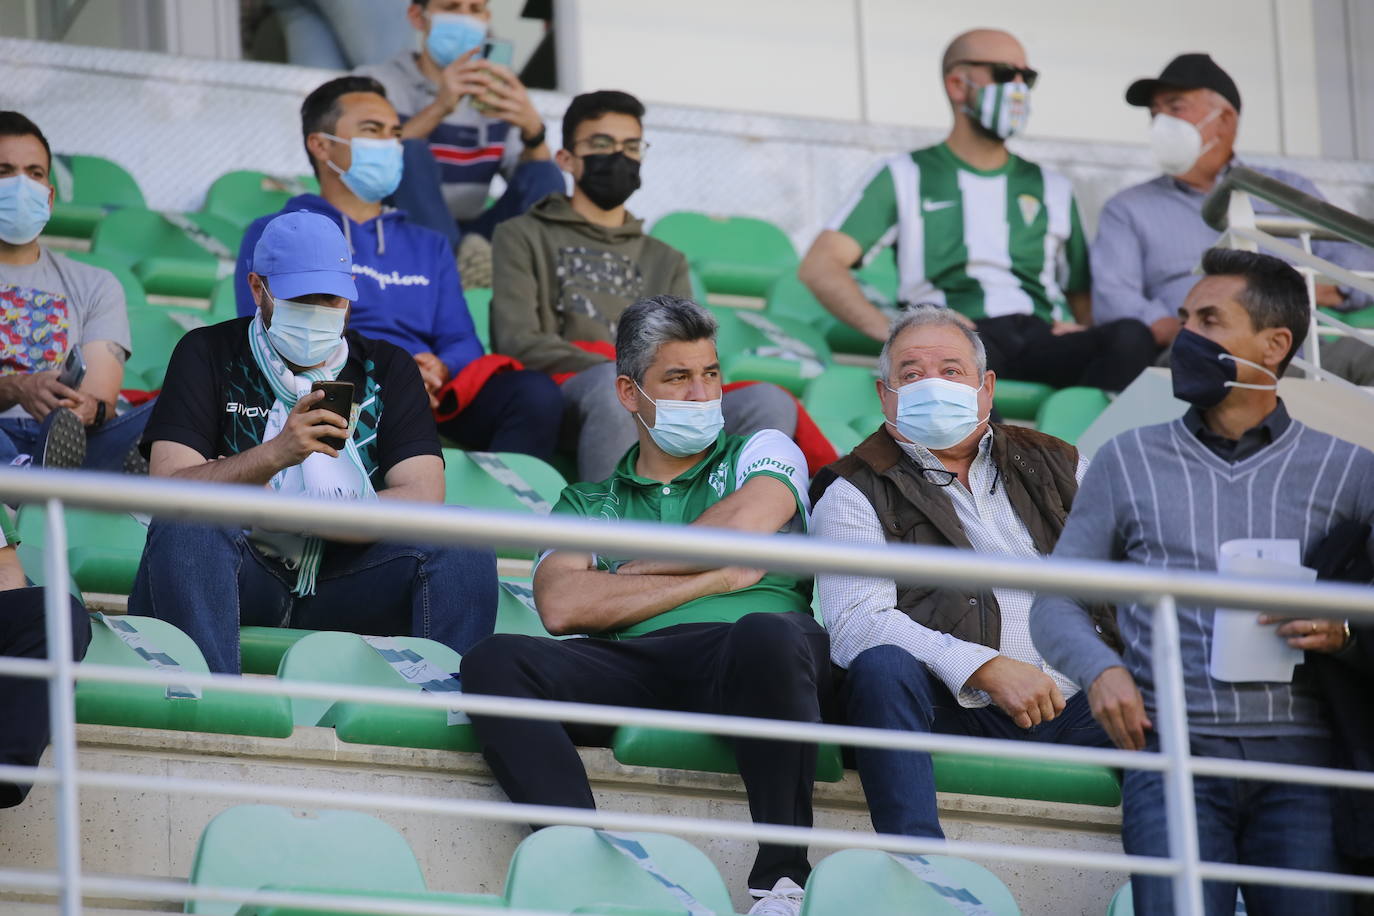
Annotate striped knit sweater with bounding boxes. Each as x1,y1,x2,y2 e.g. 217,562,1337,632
1030,413,1374,736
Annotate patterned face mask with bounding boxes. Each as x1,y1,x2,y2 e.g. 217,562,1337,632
963,77,1031,140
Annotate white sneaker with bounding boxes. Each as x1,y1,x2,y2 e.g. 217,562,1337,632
747,877,805,916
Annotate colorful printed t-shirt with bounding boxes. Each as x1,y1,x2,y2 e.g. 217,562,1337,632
827,143,1089,324
542,430,813,637
0,248,130,419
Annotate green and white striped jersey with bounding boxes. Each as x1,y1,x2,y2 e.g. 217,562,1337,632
827,143,1089,324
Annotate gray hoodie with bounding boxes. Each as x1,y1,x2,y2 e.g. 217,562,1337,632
490,193,693,375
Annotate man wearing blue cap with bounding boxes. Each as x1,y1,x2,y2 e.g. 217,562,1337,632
130,211,497,674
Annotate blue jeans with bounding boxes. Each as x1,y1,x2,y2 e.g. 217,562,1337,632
1125,734,1350,916
128,518,498,674
0,585,90,809
268,0,415,70
841,644,1112,838
392,139,567,250
0,400,154,471
438,369,564,461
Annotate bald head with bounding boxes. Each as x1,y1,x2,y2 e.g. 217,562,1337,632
941,28,1027,75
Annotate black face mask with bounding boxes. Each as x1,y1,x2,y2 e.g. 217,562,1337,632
577,152,641,211
1170,327,1278,407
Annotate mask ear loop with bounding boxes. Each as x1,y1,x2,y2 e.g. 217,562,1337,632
1219,353,1280,391
1192,106,1223,161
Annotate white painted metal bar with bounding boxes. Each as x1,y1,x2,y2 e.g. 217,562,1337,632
1,470,1371,619
40,498,81,916
1226,225,1374,314
1152,595,1205,915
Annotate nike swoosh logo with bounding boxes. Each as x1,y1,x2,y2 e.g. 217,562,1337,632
922,199,956,212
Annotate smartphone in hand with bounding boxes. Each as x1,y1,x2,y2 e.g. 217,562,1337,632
57,347,86,390
310,381,355,452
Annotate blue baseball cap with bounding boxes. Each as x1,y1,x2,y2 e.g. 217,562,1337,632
252,211,358,301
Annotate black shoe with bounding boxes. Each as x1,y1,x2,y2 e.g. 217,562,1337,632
122,442,149,475
35,407,86,469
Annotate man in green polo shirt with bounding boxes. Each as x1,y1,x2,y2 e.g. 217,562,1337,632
462,295,830,916
0,507,92,807
799,27,1155,391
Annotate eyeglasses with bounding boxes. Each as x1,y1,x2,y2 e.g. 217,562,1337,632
571,134,650,159
948,59,1039,89
911,465,957,487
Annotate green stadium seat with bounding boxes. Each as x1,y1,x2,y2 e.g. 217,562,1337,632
651,211,798,298
612,727,844,783
495,578,557,637
688,265,709,302
78,614,293,738
16,505,147,595
814,416,864,455
764,271,835,330
503,825,737,916
208,276,241,323
856,247,900,301
60,250,149,312
992,380,1054,421
800,849,962,915
276,631,478,752
187,804,503,916
931,752,1120,806
1035,387,1110,446
125,305,189,389
201,170,319,231
802,849,1018,915
92,208,243,298
14,542,83,601
239,626,314,676
465,286,492,350
443,449,567,559
803,365,880,432
711,307,832,395
46,154,146,239
1321,305,1374,329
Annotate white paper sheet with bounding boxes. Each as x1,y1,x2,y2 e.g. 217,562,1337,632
1208,539,1316,684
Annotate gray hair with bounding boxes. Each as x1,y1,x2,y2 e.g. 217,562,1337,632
615,295,718,383
877,304,988,380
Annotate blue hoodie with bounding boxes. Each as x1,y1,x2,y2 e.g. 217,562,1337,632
235,194,483,375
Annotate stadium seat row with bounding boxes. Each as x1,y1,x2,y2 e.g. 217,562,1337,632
189,808,1020,915
72,610,1121,808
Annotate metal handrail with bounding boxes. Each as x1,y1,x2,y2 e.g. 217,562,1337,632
1202,166,1374,248
2,469,1372,618
5,472,1374,915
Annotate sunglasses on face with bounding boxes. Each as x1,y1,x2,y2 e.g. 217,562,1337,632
950,60,1039,89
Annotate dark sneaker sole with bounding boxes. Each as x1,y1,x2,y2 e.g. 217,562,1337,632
37,407,86,469
123,443,149,475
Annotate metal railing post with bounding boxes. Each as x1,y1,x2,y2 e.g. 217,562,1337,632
42,498,81,916
1152,594,1204,915
1299,232,1322,371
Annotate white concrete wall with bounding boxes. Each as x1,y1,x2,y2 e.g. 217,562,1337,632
564,0,1324,158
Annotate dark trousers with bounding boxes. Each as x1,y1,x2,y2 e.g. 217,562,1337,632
129,519,498,674
1125,734,1350,916
841,645,1110,838
391,138,567,249
0,586,90,808
460,612,832,890
976,314,1156,391
438,369,564,461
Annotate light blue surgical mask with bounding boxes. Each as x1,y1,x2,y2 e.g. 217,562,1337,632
635,382,724,458
321,134,404,203
267,295,348,366
0,174,52,245
426,12,487,68
884,377,988,450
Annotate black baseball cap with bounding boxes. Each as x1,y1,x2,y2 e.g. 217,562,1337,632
1126,53,1241,113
